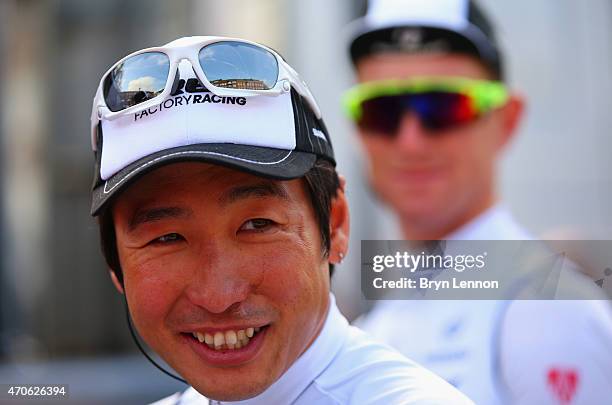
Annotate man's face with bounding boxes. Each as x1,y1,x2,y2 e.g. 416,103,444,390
355,53,521,237
112,162,333,401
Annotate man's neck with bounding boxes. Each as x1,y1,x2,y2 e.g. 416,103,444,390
400,194,497,240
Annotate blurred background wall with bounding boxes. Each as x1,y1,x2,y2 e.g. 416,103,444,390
0,0,610,403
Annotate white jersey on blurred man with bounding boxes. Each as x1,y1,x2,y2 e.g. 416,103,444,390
345,0,612,403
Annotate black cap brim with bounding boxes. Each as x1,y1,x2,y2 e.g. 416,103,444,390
91,143,316,215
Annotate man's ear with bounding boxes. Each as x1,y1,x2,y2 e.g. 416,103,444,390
329,175,350,264
497,93,525,150
109,270,125,294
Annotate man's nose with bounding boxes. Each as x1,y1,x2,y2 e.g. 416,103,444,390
394,111,430,152
184,245,254,314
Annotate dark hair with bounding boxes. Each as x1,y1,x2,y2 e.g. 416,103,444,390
97,159,341,285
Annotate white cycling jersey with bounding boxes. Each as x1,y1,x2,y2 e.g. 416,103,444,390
357,204,612,404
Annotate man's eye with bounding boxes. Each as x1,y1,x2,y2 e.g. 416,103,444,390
152,233,184,244
240,218,275,232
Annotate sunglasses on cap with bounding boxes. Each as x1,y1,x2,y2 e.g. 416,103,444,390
342,77,508,135
91,36,320,149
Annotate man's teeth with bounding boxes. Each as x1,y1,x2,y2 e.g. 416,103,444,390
214,332,224,348
226,330,237,345
191,327,262,351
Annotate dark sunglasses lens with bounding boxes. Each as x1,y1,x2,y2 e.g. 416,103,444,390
199,41,278,90
409,92,476,131
359,96,404,135
103,52,170,112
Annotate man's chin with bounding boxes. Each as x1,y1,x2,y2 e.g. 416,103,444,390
385,192,448,220
174,346,281,402
391,198,456,235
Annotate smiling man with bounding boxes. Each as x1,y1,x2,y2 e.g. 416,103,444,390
90,36,472,404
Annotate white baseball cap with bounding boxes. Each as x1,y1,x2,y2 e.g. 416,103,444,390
90,36,335,215
347,0,503,78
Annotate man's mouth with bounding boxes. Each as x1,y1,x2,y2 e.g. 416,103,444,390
389,165,446,184
184,326,267,351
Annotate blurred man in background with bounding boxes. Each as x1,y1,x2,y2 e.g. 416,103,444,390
344,0,612,403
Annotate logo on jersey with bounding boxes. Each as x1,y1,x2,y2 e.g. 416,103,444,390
547,367,579,404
